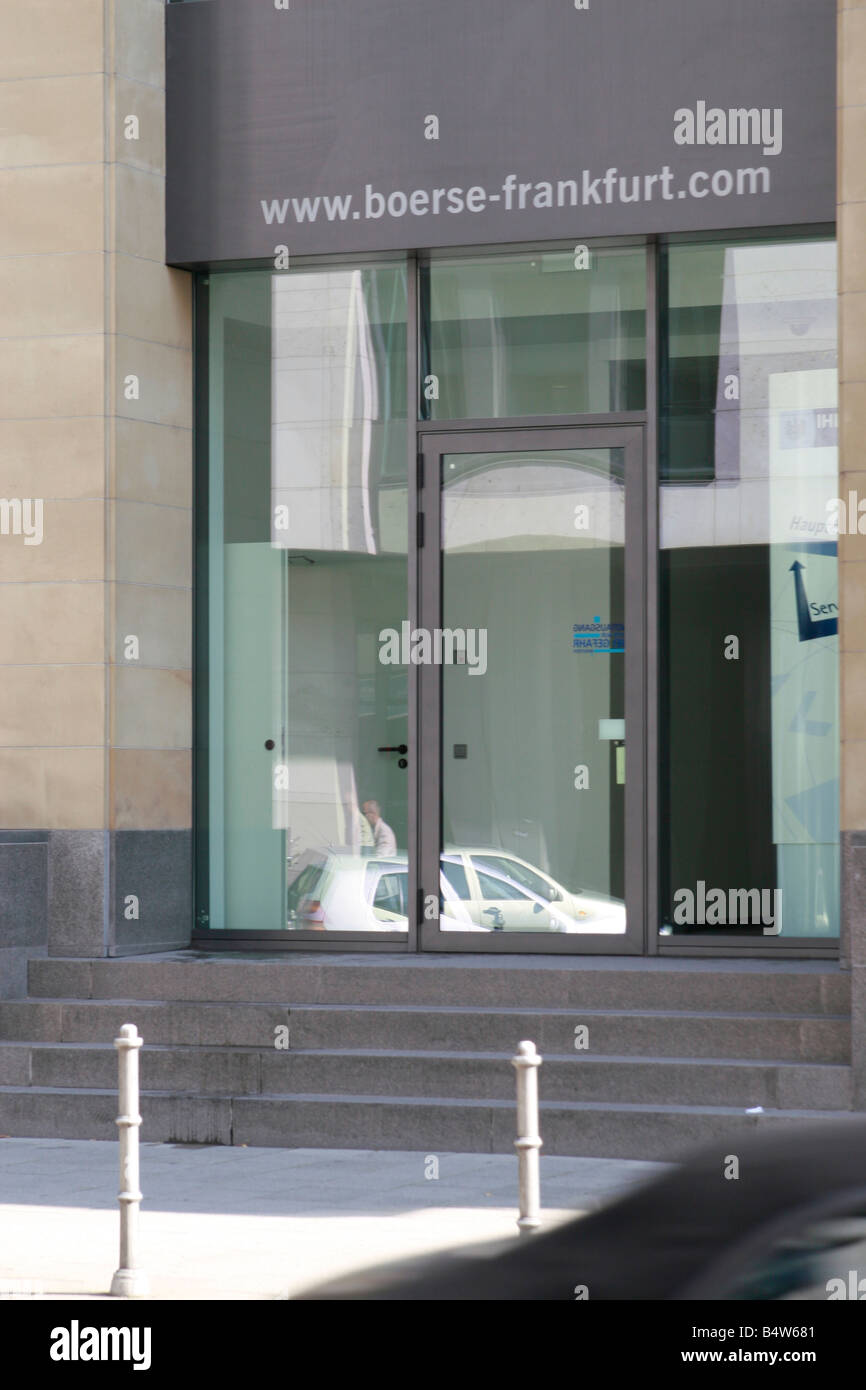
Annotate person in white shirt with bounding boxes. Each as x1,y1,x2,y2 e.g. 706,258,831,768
362,800,398,857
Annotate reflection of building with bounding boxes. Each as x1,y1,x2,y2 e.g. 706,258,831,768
660,244,840,937
2,1,866,1156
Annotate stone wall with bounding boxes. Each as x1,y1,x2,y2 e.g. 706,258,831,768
0,0,192,989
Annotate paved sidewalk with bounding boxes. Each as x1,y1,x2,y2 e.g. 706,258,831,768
0,1138,667,1300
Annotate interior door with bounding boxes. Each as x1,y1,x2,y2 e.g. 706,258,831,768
417,426,646,953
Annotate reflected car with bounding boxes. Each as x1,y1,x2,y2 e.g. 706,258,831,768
286,850,482,931
287,847,622,932
441,848,625,934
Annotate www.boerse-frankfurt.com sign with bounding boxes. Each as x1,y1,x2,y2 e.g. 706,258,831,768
166,0,835,266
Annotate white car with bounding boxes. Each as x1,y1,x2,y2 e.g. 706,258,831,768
287,852,406,931
439,848,625,934
287,847,624,933
286,851,481,932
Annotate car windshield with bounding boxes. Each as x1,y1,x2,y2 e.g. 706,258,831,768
720,1211,866,1300
475,867,541,903
472,855,557,901
369,867,408,916
440,857,472,899
287,862,325,914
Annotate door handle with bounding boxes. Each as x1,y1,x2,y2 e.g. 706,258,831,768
377,745,408,754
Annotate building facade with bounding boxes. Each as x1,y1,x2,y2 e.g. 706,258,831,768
2,0,866,1134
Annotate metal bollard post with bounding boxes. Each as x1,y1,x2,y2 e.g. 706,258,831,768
109,1024,149,1298
512,1039,542,1236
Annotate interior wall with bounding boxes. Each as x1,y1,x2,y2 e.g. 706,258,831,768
443,548,623,899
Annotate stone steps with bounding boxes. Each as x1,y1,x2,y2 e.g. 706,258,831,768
0,1042,852,1110
25,955,849,1014
0,954,853,1160
0,1085,860,1159
0,998,850,1061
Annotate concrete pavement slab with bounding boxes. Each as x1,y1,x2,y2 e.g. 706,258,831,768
0,1138,666,1299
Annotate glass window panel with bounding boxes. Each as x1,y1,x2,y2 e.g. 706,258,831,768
715,1209,866,1300
422,246,646,419
200,262,408,932
440,447,627,936
659,236,839,939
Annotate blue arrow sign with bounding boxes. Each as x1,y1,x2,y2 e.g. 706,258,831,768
790,561,837,642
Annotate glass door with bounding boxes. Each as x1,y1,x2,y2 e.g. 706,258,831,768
417,426,646,953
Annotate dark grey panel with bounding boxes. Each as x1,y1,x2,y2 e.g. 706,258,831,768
0,840,49,999
47,830,107,958
0,843,48,947
167,0,835,265
113,830,192,952
0,947,46,1000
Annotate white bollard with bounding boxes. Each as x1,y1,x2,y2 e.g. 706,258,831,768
512,1039,542,1236
109,1024,149,1298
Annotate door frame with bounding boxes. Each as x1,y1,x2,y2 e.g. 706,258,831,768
414,424,647,954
